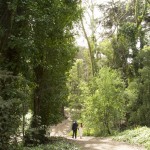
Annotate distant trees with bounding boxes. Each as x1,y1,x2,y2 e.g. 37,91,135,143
108,0,150,127
67,0,150,135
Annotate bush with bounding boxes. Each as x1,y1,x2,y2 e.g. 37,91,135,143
23,138,80,150
113,126,150,149
0,71,31,150
0,91,22,150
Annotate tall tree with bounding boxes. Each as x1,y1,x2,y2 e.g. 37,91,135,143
28,0,81,127
0,0,81,146
79,0,102,76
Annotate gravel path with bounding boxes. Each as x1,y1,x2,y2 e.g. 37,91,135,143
49,116,146,150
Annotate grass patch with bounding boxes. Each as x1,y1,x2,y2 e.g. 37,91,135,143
23,137,80,150
113,126,150,149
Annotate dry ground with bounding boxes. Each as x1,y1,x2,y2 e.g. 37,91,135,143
49,116,146,150
68,136,145,150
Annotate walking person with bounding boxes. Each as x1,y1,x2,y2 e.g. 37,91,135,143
78,123,83,139
72,121,78,139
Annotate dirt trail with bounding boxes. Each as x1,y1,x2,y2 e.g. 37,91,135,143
49,117,72,137
69,137,145,150
49,116,146,150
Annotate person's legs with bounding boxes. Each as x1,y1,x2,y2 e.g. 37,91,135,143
75,129,77,139
80,130,82,138
72,130,74,138
80,129,83,139
72,130,75,138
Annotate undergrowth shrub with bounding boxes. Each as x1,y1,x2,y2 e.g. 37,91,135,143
113,126,150,149
23,138,80,150
0,71,31,150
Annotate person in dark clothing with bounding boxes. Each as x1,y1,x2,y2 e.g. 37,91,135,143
72,121,78,139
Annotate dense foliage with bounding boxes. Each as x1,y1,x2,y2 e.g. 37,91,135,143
0,0,81,149
67,0,150,136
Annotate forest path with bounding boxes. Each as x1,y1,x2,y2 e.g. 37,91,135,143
69,136,145,150
49,114,145,150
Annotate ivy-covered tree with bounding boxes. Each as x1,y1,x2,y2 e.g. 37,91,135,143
98,0,150,127
129,46,150,126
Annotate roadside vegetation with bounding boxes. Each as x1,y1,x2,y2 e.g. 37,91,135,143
21,137,80,150
23,140,80,150
113,126,150,150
